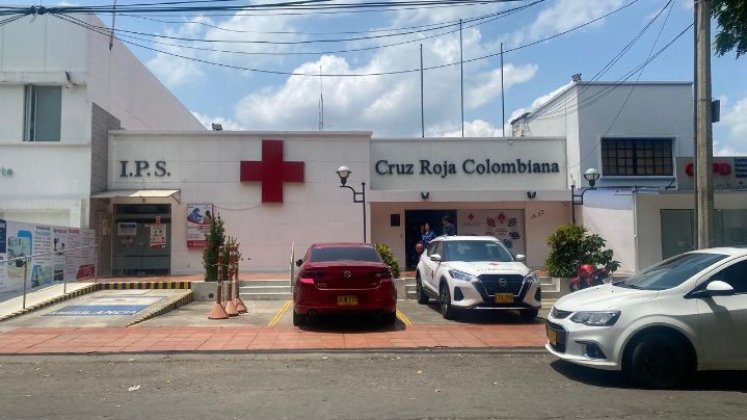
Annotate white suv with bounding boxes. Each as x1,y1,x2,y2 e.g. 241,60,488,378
546,248,747,388
415,236,541,320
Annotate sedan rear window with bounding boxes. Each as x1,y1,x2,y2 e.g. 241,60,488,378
310,247,382,263
616,252,728,291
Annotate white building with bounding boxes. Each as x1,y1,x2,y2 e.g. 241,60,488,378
0,15,204,274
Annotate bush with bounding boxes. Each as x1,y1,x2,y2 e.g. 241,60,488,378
374,243,400,279
545,224,620,278
202,215,226,281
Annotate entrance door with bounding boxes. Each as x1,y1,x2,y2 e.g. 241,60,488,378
112,204,171,276
404,209,457,269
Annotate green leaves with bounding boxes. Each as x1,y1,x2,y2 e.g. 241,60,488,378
545,224,620,278
374,243,400,279
202,215,226,281
713,0,747,58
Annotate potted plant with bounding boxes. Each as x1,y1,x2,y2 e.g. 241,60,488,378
545,224,620,290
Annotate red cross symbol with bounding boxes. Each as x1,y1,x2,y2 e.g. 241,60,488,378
240,140,304,203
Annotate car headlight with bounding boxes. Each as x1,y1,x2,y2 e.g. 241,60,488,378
570,311,621,326
449,269,477,282
524,272,538,283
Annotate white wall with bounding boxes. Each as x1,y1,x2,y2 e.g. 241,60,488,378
577,83,693,189
581,189,637,275
85,16,204,131
109,131,372,272
634,191,747,271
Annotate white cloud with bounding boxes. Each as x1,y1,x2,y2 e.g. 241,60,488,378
146,17,209,88
191,111,245,131
438,119,504,137
510,0,623,46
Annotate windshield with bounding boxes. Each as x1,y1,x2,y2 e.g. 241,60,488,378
310,246,382,263
443,240,514,263
615,252,728,291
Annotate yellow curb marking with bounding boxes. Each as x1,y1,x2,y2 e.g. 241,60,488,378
268,300,292,327
396,309,413,326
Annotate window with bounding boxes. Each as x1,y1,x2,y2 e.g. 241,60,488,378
601,138,673,176
427,241,442,257
443,240,514,263
310,246,382,263
711,260,747,294
24,85,62,142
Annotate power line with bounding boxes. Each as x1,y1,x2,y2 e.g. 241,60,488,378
53,0,641,77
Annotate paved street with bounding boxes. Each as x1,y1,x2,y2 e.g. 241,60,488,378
0,352,744,420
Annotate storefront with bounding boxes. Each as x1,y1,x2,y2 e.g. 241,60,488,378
101,132,570,274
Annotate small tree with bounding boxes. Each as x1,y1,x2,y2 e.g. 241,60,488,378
545,224,620,278
202,215,226,281
374,243,400,279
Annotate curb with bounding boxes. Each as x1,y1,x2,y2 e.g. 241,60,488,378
0,346,547,357
100,281,191,290
126,291,195,327
0,284,100,323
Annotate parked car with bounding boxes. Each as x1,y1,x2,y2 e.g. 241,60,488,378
415,236,541,320
546,247,747,388
292,243,397,326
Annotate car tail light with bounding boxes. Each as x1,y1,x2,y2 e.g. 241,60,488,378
374,270,393,280
298,270,324,285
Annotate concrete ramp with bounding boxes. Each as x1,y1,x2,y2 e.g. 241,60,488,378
1,289,192,328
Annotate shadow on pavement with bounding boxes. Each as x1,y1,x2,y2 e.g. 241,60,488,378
296,313,407,333
424,303,543,325
550,360,747,392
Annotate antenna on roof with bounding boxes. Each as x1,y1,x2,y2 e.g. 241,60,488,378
109,0,117,50
318,65,324,131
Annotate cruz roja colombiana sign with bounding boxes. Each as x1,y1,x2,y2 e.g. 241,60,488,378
375,159,561,179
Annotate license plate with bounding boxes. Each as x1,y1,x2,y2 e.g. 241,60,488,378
337,295,358,306
494,293,513,304
547,327,558,345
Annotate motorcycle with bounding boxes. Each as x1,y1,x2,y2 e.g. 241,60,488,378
568,264,611,292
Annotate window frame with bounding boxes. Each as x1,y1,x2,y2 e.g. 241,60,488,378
601,137,674,177
707,258,747,294
23,84,62,142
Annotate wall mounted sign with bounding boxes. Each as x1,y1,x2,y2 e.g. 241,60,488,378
118,160,170,178
375,159,561,178
240,139,305,203
186,204,213,248
676,157,747,190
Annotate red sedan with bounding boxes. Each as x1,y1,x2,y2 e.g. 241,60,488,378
293,243,397,326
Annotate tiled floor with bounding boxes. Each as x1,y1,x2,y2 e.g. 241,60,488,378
0,323,546,354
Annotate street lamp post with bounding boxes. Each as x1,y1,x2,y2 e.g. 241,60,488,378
336,165,367,243
571,168,600,225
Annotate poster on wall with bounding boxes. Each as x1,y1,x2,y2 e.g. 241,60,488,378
457,210,526,256
186,204,213,248
149,224,167,249
117,222,137,236
0,220,97,293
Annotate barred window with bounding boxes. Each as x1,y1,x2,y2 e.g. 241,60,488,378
602,138,673,176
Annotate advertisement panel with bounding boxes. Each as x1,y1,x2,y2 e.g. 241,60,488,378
456,210,526,256
186,204,213,248
0,220,97,293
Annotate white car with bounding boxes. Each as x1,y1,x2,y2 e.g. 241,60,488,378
415,236,541,320
546,247,747,388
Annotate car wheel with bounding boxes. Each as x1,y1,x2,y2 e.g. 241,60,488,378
292,311,304,327
382,311,397,325
626,334,694,389
416,274,429,304
439,283,458,320
519,308,539,321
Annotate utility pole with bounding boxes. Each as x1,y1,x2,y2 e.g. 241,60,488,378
500,42,505,137
695,0,713,248
459,19,464,138
420,44,424,138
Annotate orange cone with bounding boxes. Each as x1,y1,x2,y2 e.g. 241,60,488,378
209,246,229,320
208,302,229,319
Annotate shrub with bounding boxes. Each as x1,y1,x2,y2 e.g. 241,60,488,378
374,243,400,279
545,224,620,278
202,215,226,281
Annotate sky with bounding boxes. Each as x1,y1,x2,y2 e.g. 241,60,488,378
5,0,747,153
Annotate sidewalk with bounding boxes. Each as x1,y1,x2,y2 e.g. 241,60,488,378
0,283,97,321
0,324,546,354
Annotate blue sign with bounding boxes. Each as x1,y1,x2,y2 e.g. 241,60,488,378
0,219,6,253
46,305,151,316
735,158,747,178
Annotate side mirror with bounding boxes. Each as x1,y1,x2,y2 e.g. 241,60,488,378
430,254,442,262
515,254,526,263
295,258,304,267
686,280,735,299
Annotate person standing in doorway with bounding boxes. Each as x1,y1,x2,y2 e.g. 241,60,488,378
420,222,435,249
442,215,456,236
